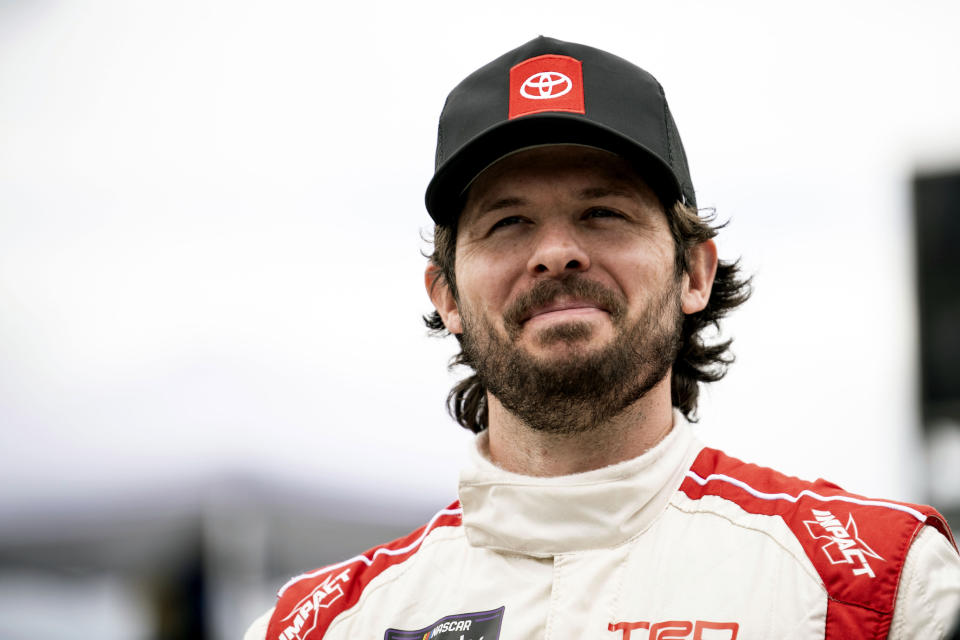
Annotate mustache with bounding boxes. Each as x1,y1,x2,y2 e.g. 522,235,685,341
503,276,627,332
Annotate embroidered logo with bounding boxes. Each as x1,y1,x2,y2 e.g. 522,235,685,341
385,606,505,640
276,568,351,640
803,508,884,578
520,71,572,99
508,54,585,119
608,620,739,639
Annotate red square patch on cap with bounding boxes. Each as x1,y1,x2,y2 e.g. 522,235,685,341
508,54,585,120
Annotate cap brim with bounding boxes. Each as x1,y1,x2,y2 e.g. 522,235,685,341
424,114,685,226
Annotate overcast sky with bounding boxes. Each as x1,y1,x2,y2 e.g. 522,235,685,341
1,0,959,525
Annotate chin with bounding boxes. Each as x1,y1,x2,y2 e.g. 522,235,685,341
528,320,612,350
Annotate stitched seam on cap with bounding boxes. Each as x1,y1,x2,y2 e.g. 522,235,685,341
436,122,445,164
659,84,673,167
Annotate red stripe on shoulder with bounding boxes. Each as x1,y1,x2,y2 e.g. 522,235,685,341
266,501,462,640
681,448,953,638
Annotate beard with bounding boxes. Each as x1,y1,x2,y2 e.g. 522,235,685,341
458,275,684,435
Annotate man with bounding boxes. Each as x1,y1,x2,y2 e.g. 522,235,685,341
247,37,960,639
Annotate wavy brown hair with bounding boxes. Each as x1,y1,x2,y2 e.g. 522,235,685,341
424,202,752,433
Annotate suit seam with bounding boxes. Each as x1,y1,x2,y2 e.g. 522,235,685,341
544,554,564,640
890,532,940,639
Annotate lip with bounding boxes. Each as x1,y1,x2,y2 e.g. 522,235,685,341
522,298,609,324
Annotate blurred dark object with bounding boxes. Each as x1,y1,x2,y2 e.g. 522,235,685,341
914,170,960,427
914,168,960,535
153,545,206,640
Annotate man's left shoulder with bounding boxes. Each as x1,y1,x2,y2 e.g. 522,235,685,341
678,446,957,618
681,447,953,538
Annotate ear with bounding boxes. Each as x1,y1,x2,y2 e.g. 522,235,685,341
680,239,718,314
425,263,463,334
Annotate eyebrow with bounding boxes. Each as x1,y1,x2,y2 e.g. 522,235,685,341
480,186,635,211
577,186,636,200
480,196,527,214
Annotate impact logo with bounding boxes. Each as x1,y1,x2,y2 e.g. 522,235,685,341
803,508,884,578
276,568,351,640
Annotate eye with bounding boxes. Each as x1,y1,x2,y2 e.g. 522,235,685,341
583,207,625,220
489,215,525,232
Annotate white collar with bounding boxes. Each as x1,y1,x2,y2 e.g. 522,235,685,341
457,412,703,556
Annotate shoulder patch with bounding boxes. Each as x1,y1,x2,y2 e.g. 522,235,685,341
680,448,955,637
267,502,463,640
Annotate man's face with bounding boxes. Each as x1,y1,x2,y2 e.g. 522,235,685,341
433,145,687,433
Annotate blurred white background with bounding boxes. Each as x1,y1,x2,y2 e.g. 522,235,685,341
1,1,959,638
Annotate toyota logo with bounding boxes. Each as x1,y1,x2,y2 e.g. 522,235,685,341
520,71,573,99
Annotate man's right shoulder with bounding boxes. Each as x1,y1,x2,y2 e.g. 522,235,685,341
246,501,463,640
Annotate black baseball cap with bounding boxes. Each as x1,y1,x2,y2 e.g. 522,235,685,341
424,36,696,225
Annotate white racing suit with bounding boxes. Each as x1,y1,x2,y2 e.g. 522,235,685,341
247,418,960,639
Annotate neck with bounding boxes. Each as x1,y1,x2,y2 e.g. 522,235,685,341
483,375,676,476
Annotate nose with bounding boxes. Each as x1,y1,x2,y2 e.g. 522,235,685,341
526,223,591,276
